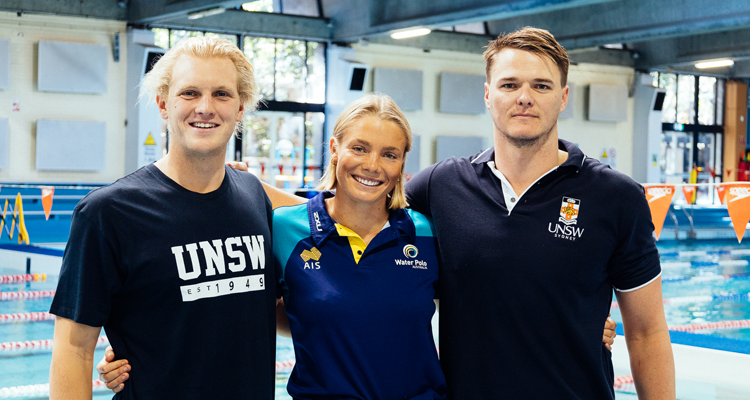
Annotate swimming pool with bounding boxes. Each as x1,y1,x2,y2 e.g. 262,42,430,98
2,239,750,399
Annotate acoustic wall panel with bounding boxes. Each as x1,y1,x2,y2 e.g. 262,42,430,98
587,83,628,122
0,118,8,169
404,135,420,174
439,72,486,114
373,67,422,111
0,38,9,90
559,82,575,119
38,41,108,94
436,135,485,163
36,119,106,171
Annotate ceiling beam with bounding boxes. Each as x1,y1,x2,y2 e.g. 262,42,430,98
0,0,126,20
150,9,332,41
363,30,492,54
632,28,750,73
330,0,616,42
128,0,247,24
485,0,750,50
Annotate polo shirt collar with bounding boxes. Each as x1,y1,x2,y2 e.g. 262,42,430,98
471,139,586,173
307,191,417,247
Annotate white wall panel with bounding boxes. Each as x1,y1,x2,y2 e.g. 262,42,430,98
36,119,106,171
38,40,108,94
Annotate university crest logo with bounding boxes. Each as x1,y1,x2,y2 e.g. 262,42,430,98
559,197,580,225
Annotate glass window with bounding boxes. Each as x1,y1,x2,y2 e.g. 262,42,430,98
242,111,324,187
204,32,238,46
244,37,277,100
304,112,325,184
659,73,677,123
275,39,307,102
676,75,696,124
650,71,659,88
153,28,169,49
242,0,274,12
306,42,326,104
281,0,319,16
170,30,203,48
454,22,486,35
661,131,693,179
698,76,717,125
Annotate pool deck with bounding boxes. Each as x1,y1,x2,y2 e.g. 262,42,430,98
612,335,750,398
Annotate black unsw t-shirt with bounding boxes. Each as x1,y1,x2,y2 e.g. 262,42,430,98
51,164,275,399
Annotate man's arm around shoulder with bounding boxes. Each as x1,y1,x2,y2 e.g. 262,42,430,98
50,316,102,399
616,277,676,399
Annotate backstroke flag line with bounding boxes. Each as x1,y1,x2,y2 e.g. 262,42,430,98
644,185,675,240
41,187,54,220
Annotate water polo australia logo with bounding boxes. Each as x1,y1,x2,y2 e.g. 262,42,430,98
403,245,418,258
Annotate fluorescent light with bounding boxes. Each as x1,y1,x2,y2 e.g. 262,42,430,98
695,59,734,69
187,6,226,20
390,28,431,40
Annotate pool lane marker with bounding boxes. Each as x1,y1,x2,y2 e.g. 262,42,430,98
0,312,54,323
0,336,109,354
0,274,47,285
668,319,750,332
0,290,55,301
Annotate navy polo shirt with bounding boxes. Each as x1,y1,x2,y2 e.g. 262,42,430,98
406,139,661,400
273,192,447,400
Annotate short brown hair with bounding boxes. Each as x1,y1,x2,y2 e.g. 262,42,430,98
483,27,569,87
319,93,412,210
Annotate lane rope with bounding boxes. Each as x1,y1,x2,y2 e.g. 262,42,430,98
0,290,55,301
0,274,47,285
668,319,750,332
0,336,108,354
0,312,54,324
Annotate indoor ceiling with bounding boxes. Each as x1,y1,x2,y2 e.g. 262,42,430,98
4,0,750,77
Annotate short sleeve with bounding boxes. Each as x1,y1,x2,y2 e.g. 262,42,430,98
608,184,661,291
49,207,123,327
405,163,438,217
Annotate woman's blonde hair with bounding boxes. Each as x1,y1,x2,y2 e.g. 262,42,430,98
319,93,412,210
140,37,259,130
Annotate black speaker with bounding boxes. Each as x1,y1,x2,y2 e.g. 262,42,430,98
349,67,366,91
653,91,666,111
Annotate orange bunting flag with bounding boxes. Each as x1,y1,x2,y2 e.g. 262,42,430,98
724,183,750,243
682,185,697,205
716,185,727,205
644,185,675,240
41,187,54,220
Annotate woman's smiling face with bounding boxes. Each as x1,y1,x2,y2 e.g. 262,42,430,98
330,116,407,208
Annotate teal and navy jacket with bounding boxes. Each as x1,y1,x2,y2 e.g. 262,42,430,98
273,191,447,400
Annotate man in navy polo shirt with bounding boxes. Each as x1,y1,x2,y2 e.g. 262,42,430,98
406,27,675,399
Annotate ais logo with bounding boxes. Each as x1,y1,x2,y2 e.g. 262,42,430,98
301,247,321,269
